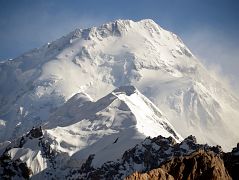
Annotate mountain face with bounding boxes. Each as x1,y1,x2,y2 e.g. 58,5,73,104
44,86,182,169
0,19,238,151
0,19,239,179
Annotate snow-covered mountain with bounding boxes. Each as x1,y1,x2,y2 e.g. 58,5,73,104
0,86,182,178
0,19,239,152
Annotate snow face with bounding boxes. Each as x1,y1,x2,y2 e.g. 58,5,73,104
0,19,239,151
44,86,181,168
0,86,182,178
9,147,47,175
0,127,49,177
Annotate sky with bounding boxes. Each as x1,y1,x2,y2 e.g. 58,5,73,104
0,0,239,91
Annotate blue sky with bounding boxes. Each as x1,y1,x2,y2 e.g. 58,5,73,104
0,0,239,90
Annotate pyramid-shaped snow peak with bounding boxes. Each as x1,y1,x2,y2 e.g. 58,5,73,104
0,19,239,151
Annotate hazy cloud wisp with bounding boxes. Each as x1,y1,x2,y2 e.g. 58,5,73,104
181,27,239,95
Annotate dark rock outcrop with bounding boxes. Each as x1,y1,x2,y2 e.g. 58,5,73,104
0,126,57,179
0,153,32,179
223,143,239,180
27,126,43,138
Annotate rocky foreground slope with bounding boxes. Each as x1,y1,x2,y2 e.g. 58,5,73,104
126,150,231,180
127,145,239,180
66,136,239,180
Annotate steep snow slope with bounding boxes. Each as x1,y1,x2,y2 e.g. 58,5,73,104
0,127,49,177
44,86,182,167
0,86,182,178
0,19,238,150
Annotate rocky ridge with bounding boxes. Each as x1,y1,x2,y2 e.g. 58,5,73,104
66,135,231,180
1,127,238,179
0,127,58,179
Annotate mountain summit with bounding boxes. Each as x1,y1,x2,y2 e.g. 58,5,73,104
0,19,239,152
